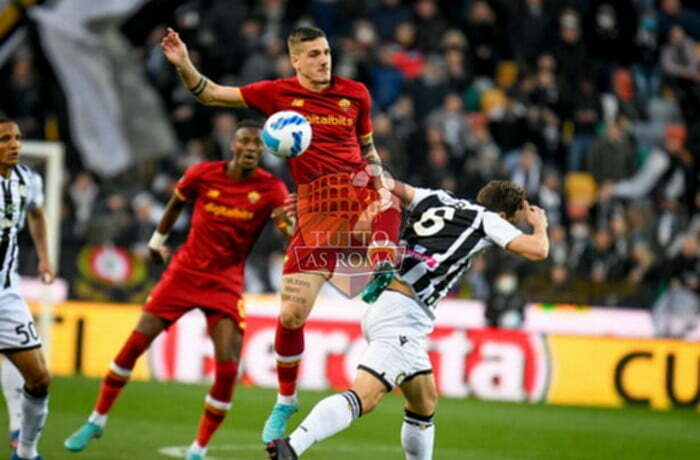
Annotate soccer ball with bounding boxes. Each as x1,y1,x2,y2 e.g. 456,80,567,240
261,110,312,158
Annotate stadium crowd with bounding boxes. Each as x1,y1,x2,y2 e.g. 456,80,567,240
0,0,698,318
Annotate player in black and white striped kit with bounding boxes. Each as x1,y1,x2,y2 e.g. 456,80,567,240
269,180,549,460
0,116,55,460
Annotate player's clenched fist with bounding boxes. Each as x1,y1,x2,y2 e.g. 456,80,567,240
160,27,189,67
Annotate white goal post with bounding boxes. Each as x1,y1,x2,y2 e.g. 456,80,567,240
20,140,64,366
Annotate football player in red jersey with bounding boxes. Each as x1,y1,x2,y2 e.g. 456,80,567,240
161,26,403,442
64,120,292,460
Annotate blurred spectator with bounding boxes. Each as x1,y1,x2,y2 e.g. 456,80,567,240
578,227,627,281
658,0,700,42
586,119,635,183
370,46,405,110
389,22,425,80
538,170,563,227
507,143,542,201
510,0,554,73
68,171,99,239
464,0,503,79
2,54,42,138
371,0,411,41
412,0,448,53
547,225,569,267
485,269,526,329
661,25,700,121
569,77,602,171
633,8,662,105
426,93,470,158
652,232,699,338
554,9,588,93
603,123,694,215
86,193,132,246
409,55,449,122
585,1,638,76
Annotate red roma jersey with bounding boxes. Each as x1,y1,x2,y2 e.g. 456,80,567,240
170,161,288,292
239,76,373,184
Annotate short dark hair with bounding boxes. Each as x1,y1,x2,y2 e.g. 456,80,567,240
0,113,12,125
236,119,263,131
287,26,326,54
476,180,526,218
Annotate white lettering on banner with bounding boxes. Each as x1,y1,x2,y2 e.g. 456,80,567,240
241,328,277,388
300,331,351,390
432,331,471,398
147,310,549,404
468,343,526,401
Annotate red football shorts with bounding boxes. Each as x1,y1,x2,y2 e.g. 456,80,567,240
143,267,246,332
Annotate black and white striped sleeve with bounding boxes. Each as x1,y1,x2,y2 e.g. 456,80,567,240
27,169,44,210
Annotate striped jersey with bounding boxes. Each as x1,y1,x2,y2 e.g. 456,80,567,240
396,188,522,318
0,164,44,290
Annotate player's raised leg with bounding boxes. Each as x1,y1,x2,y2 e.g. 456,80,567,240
186,314,243,460
1,359,24,449
64,312,167,452
5,347,50,460
359,176,403,303
262,272,326,443
267,369,387,459
399,373,438,460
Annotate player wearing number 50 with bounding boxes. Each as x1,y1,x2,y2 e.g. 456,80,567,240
64,121,292,460
0,116,56,460
268,180,549,459
161,25,404,444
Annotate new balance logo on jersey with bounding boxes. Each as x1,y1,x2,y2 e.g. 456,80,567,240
399,336,408,346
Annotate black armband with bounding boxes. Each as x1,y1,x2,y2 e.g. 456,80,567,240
188,76,209,96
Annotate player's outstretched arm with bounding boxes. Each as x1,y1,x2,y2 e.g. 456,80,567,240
506,201,549,261
26,207,55,284
160,27,245,107
147,194,187,264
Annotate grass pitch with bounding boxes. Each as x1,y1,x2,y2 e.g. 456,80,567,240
1,376,698,459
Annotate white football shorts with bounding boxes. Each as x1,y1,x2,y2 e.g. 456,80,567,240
0,289,41,352
358,290,433,390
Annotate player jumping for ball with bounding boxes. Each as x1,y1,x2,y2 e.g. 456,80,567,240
161,25,403,443
268,180,549,459
63,121,292,460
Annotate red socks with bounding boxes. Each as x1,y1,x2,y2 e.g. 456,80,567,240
369,206,401,266
195,360,238,447
275,323,304,397
94,330,152,415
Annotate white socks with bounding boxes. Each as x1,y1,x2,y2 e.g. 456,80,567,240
17,387,49,459
1,360,23,432
88,410,108,428
401,410,435,460
289,390,362,456
277,393,298,406
188,441,207,456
